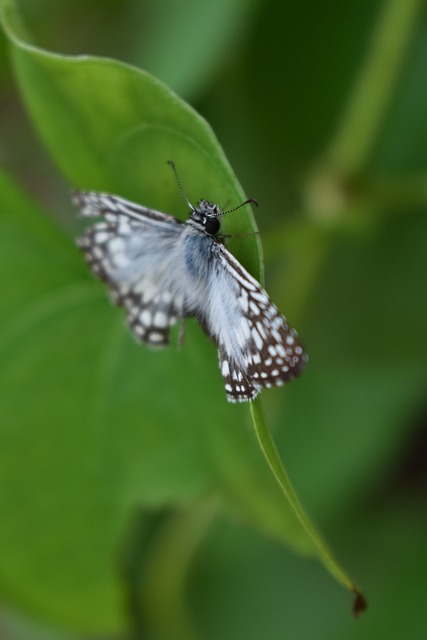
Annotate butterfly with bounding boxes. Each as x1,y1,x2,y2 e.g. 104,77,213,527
72,161,307,402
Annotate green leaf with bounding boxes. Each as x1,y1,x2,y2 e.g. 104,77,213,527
130,0,260,100
1,0,262,277
187,502,427,640
0,0,364,633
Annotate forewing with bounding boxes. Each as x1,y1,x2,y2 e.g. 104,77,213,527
72,190,181,226
73,191,185,346
210,244,307,402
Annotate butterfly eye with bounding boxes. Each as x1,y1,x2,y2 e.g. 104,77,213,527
204,217,220,235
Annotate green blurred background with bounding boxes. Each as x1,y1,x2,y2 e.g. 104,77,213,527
0,0,426,638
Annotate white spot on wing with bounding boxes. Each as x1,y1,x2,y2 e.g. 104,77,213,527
112,252,130,268
95,231,109,243
154,311,168,328
249,301,260,315
140,310,152,326
149,332,164,342
240,318,251,340
251,328,263,350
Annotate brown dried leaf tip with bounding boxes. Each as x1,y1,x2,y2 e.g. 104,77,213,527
352,589,367,618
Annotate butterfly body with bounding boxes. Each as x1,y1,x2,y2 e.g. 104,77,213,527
73,185,306,402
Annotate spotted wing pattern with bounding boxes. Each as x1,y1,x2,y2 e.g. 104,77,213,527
73,191,184,346
212,244,307,402
73,189,307,402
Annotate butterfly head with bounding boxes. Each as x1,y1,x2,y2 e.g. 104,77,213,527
167,160,258,236
188,200,223,236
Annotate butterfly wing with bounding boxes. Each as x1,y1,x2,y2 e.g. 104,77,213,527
202,243,307,402
73,190,306,400
73,191,186,346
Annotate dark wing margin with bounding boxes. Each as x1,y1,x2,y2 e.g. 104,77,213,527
72,190,184,347
218,347,259,403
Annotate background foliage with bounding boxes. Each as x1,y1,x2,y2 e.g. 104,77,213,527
0,0,426,638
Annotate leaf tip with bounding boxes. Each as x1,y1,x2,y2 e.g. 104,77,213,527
352,588,367,618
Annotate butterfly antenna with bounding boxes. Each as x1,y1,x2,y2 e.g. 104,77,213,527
167,160,194,210
222,197,258,215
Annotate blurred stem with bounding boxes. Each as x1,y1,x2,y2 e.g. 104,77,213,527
326,0,423,175
139,499,220,640
250,399,366,614
363,174,427,210
281,0,423,316
272,0,424,315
